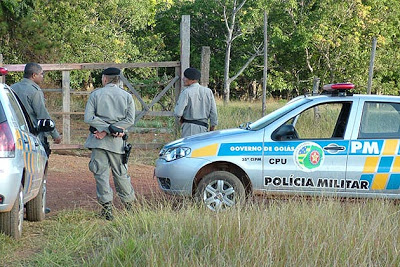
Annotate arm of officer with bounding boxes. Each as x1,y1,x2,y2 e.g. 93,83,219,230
32,90,61,141
209,91,218,132
111,95,136,131
174,90,188,119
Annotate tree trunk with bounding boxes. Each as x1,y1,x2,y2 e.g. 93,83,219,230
224,42,232,103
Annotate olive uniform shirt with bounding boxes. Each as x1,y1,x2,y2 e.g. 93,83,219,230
11,78,60,140
84,83,135,153
174,82,218,137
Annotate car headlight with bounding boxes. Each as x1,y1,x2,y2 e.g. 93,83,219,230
159,147,191,162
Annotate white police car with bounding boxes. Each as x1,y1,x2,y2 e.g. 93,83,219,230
0,67,51,238
156,83,400,211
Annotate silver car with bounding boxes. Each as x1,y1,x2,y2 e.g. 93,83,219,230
156,83,400,211
0,68,51,239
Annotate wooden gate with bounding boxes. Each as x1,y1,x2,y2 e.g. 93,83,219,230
1,61,182,149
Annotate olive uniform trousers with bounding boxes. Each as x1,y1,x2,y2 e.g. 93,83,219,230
89,148,136,204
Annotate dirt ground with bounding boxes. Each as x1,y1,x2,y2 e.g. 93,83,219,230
46,153,161,213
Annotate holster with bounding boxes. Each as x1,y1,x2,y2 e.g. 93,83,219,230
122,143,132,164
42,136,51,157
122,133,132,164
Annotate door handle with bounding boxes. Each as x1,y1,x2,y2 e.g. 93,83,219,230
323,145,345,151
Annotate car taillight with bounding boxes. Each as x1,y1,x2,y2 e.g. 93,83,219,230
0,121,15,157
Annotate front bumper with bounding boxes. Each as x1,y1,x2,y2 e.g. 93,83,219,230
155,157,210,196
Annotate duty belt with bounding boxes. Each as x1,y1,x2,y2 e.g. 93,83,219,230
182,118,208,128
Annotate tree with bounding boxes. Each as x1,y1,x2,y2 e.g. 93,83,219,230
0,0,55,63
262,0,400,96
222,0,263,103
154,0,265,100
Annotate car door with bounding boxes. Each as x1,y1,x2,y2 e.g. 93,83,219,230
4,86,45,200
262,99,356,194
347,100,400,195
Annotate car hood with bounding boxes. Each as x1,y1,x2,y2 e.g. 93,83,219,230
163,128,249,148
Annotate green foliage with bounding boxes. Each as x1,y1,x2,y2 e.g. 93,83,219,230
31,0,164,64
263,0,400,95
154,0,265,96
2,0,400,97
1,0,168,87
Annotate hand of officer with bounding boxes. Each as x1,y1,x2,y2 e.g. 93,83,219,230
54,136,62,144
94,131,107,139
109,125,125,138
112,132,125,138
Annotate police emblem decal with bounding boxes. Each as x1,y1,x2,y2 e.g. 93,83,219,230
293,142,324,172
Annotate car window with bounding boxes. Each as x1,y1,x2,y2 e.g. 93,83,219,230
249,98,311,130
358,102,400,139
274,102,352,140
4,87,29,132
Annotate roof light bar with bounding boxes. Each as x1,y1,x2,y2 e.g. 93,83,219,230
323,83,355,91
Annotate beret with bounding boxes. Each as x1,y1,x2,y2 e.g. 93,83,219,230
184,67,201,81
102,67,121,76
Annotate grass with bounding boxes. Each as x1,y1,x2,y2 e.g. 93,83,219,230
2,198,400,266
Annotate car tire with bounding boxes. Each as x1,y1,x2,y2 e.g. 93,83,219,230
195,171,245,212
26,176,46,222
0,186,24,239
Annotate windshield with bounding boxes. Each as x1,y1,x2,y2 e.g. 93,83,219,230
248,98,311,130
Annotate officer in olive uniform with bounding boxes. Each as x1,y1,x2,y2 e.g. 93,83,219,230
174,67,218,137
11,63,62,155
84,67,136,220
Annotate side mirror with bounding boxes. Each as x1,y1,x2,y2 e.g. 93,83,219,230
272,124,298,140
37,119,55,132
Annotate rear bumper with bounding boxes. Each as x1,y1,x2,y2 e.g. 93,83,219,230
0,159,22,212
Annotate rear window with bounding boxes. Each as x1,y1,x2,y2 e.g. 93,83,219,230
358,102,400,139
4,87,29,132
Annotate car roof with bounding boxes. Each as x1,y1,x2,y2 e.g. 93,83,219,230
302,93,400,103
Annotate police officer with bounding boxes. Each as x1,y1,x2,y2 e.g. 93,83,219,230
174,67,218,137
11,63,62,215
11,63,62,154
84,67,136,220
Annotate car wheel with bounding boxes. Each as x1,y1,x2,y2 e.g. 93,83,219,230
0,186,24,239
195,171,245,212
26,176,46,222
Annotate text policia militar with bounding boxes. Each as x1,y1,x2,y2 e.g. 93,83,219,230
264,175,369,190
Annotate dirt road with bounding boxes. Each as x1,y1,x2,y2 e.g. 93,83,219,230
46,153,160,213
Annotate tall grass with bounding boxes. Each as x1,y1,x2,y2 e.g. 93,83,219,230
2,198,400,266
216,99,285,130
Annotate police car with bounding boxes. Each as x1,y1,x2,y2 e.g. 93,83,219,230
156,83,400,211
0,67,52,239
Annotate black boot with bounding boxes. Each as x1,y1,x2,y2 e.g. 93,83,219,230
100,202,114,221
123,201,133,211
